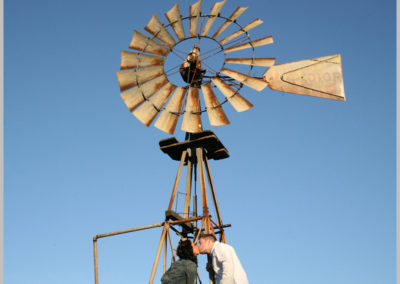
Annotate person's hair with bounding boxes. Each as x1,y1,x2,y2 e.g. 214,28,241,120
177,239,197,265
199,233,217,242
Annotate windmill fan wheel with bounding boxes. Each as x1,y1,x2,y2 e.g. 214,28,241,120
116,0,276,135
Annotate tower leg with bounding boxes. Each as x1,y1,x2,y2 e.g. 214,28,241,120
183,149,193,218
167,150,187,211
196,148,211,233
204,156,225,243
149,223,169,284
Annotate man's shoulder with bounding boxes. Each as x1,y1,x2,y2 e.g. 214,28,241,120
212,241,236,260
215,241,234,250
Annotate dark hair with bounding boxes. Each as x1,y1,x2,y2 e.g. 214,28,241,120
177,240,197,265
199,233,216,242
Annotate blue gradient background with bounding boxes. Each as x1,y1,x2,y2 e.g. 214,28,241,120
5,0,395,283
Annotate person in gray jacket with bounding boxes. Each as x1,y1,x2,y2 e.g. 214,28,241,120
161,239,198,284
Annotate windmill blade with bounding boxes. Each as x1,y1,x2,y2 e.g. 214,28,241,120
201,83,230,126
120,74,169,111
120,50,165,70
220,68,268,91
224,36,273,53
263,54,346,101
133,83,176,126
211,77,253,112
211,7,248,39
189,0,202,37
117,65,165,91
225,57,276,67
154,87,186,134
145,14,176,48
201,0,226,36
219,18,263,45
181,87,202,133
129,30,170,57
165,3,186,41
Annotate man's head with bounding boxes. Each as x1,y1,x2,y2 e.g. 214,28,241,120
197,234,216,254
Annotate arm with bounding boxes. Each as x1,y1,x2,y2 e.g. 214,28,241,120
219,258,235,284
213,244,234,284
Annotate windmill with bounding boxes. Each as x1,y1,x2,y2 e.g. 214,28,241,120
93,1,345,283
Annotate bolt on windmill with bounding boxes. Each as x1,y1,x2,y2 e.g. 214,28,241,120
93,1,345,283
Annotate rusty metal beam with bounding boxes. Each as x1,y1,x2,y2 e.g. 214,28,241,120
167,150,187,211
93,222,164,240
204,155,225,242
149,223,169,283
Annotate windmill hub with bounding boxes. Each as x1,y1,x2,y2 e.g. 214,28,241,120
179,46,206,87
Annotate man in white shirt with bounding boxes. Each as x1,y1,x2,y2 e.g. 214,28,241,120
197,234,249,284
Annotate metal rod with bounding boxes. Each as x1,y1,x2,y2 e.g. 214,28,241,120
163,232,167,273
194,219,205,244
93,239,98,284
169,216,202,224
203,155,225,243
193,194,198,228
167,229,176,262
168,150,188,211
196,148,210,233
93,222,164,240
149,223,169,284
183,148,193,218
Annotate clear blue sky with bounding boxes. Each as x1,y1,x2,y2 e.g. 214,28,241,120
4,0,396,283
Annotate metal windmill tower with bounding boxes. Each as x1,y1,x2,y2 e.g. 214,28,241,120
93,1,345,283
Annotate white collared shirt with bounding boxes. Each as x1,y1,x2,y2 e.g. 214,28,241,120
210,241,249,284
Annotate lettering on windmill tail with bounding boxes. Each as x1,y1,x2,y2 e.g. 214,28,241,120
299,72,342,84
282,71,343,94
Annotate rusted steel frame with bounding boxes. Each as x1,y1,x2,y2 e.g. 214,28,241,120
193,194,198,228
203,155,223,228
93,239,99,284
183,148,193,218
196,147,211,233
170,216,203,225
169,224,184,238
149,223,169,284
202,220,231,231
166,229,176,262
209,220,216,237
168,150,188,210
203,155,225,242
194,219,206,244
163,233,167,273
93,222,164,284
93,222,164,240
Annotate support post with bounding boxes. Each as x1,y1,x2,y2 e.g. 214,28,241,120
168,150,187,211
93,239,98,284
204,156,225,242
163,232,167,273
183,148,193,218
149,223,169,284
196,148,210,233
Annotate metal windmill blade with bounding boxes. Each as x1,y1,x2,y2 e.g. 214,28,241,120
116,1,345,136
